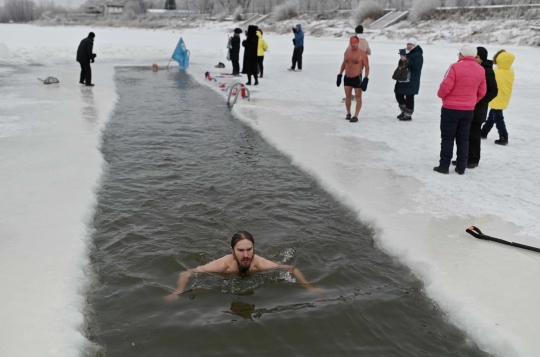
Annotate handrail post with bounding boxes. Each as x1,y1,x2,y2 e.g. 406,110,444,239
227,83,251,108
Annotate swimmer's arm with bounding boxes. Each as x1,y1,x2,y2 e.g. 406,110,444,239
168,266,203,297
164,258,228,302
278,264,321,293
255,258,320,293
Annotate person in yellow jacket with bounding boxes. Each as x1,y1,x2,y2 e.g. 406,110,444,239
256,29,269,78
481,50,515,145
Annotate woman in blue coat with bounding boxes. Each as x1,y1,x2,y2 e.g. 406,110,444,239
395,38,423,121
288,24,304,71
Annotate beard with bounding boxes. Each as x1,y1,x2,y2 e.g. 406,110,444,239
235,256,252,275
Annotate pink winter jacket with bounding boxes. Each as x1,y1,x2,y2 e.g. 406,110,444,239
437,57,487,110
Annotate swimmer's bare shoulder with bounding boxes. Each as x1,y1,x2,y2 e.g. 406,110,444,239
193,255,236,274
249,255,280,272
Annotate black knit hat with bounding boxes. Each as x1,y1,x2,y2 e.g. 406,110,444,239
477,47,488,61
234,28,242,34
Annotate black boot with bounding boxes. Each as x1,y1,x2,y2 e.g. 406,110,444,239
397,104,405,119
399,108,413,121
481,127,489,139
452,160,478,169
495,136,508,145
433,166,449,174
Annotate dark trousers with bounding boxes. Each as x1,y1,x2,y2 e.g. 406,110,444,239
247,73,258,84
79,61,92,85
468,121,482,164
395,93,415,111
482,109,508,137
439,107,474,170
292,46,304,70
232,60,240,75
257,56,264,76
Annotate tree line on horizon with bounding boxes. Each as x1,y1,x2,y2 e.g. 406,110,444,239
1,0,538,23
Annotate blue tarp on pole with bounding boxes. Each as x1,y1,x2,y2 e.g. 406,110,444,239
171,38,189,70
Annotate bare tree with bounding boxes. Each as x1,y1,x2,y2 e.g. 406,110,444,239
214,0,233,13
236,0,251,11
196,0,215,13
4,0,35,22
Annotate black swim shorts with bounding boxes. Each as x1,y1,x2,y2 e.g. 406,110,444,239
344,75,362,88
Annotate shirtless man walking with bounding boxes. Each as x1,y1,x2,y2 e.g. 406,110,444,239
337,36,370,123
164,231,318,302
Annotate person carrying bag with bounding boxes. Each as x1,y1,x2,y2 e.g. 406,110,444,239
392,56,410,82
394,38,423,121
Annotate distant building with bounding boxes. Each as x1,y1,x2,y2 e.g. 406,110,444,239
83,5,102,15
102,2,124,16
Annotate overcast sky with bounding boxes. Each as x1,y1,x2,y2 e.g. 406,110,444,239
0,0,88,8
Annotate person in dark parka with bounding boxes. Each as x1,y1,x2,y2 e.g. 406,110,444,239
76,32,97,86
455,47,498,168
230,28,242,75
395,38,423,121
242,25,259,85
289,24,304,71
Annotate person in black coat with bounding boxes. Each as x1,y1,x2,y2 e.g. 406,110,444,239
241,25,259,85
76,32,97,86
456,47,498,168
230,28,242,75
395,38,423,121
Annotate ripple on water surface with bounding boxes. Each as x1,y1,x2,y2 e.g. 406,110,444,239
87,68,491,357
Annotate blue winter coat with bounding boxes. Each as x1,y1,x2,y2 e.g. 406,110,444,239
294,24,304,48
394,45,423,95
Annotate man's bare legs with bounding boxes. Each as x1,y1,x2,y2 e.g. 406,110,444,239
344,86,353,116
353,88,363,118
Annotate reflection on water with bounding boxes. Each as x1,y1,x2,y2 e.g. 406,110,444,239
80,86,98,126
226,300,317,321
87,68,492,357
226,300,256,320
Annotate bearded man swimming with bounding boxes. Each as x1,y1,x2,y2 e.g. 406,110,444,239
164,231,317,302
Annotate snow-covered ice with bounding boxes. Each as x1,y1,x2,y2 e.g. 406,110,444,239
1,23,540,357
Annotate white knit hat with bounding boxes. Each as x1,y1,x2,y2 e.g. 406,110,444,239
407,38,418,46
459,44,477,57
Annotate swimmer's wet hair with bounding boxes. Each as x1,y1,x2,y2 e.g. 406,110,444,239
231,231,254,248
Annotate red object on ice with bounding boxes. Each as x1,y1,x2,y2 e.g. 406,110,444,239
231,84,247,99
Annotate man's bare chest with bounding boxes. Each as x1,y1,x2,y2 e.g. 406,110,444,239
345,53,362,65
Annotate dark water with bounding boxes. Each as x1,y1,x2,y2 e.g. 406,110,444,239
87,68,491,357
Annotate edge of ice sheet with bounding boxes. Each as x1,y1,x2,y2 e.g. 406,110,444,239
0,62,117,356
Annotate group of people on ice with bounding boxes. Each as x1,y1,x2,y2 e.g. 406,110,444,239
228,24,272,85
225,22,515,176
335,25,514,175
228,23,304,84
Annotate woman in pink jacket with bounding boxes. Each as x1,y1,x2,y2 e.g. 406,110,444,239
434,45,487,175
